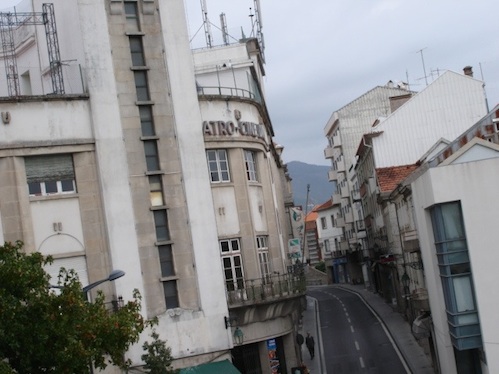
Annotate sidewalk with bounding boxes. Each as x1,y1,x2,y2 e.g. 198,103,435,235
301,284,434,374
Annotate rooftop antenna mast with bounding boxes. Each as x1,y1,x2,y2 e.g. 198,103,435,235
200,0,212,48
220,12,229,46
417,47,428,86
253,0,265,60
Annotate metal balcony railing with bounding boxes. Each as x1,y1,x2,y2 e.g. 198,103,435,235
226,272,306,307
197,86,261,104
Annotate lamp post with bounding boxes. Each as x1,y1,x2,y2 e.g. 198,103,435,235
82,269,125,299
83,270,125,374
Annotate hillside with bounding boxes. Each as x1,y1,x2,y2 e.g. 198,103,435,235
287,161,332,209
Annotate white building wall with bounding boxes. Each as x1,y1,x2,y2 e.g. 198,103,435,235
373,71,487,168
412,155,499,374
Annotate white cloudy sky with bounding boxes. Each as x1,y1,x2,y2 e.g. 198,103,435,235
185,0,499,165
3,0,498,166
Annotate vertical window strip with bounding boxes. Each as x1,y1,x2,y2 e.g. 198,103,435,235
143,140,160,171
124,1,140,32
129,36,145,66
153,209,170,242
134,70,150,101
162,281,179,309
139,105,155,136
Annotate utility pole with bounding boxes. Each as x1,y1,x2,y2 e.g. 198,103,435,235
301,184,310,266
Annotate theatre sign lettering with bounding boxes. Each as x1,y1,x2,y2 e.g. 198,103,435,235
203,119,267,143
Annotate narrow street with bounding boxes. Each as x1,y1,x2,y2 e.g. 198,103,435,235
309,286,410,373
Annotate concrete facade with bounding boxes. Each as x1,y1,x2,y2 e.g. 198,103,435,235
0,0,302,372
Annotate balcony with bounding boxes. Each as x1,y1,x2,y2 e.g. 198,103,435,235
355,220,366,231
328,169,339,182
336,215,345,227
226,272,306,308
339,240,350,251
197,86,260,104
344,210,354,223
352,189,360,201
324,146,334,159
332,134,342,148
340,184,349,198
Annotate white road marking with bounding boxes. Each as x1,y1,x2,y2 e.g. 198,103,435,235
350,325,355,333
359,357,365,368
355,341,360,351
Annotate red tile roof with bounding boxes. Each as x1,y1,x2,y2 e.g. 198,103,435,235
376,164,418,193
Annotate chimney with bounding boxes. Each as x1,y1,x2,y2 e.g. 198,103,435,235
463,66,473,77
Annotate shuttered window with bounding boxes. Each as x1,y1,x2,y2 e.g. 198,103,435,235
25,154,76,196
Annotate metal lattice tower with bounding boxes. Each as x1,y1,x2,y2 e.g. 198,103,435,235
0,3,64,96
200,0,213,48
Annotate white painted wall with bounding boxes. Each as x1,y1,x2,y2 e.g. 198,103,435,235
373,71,487,168
412,154,499,374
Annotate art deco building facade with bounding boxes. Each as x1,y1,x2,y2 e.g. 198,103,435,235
0,0,303,372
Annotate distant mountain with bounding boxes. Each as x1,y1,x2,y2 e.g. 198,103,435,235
287,161,332,209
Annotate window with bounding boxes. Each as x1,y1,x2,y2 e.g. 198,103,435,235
162,281,179,309
149,175,163,206
134,70,150,101
144,140,160,171
257,236,271,280
324,239,331,252
331,215,335,227
158,244,174,277
139,105,155,136
244,150,258,181
153,209,170,242
431,201,482,350
321,217,327,230
129,36,145,66
124,1,140,32
207,149,230,182
25,154,76,196
220,239,244,291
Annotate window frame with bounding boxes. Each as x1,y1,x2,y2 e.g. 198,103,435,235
244,150,258,182
26,154,76,197
206,149,230,183
220,239,244,291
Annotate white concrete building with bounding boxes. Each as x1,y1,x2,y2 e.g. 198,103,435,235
0,0,302,372
411,106,499,373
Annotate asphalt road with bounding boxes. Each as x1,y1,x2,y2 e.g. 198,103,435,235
309,286,410,374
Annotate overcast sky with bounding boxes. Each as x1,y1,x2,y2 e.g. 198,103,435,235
3,0,498,166
185,0,499,165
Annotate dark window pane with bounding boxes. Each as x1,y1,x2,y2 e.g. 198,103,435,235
162,281,179,309
139,106,155,136
154,210,170,241
158,245,174,276
134,71,150,101
129,36,145,66
144,140,160,171
28,182,41,195
61,179,74,192
45,181,57,194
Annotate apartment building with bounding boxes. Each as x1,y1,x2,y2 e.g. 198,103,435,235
0,1,303,372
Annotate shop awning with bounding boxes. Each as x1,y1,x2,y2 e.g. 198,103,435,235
180,359,241,374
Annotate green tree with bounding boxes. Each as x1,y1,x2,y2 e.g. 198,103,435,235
141,330,178,374
0,241,147,373
314,261,326,273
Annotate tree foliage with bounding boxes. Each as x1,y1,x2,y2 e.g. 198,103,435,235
0,241,147,373
141,330,178,374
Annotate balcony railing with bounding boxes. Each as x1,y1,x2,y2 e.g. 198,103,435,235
197,86,260,103
226,272,306,307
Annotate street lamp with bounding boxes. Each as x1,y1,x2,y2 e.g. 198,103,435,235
82,269,125,299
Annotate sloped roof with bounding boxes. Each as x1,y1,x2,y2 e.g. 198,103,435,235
315,199,333,212
376,164,418,193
